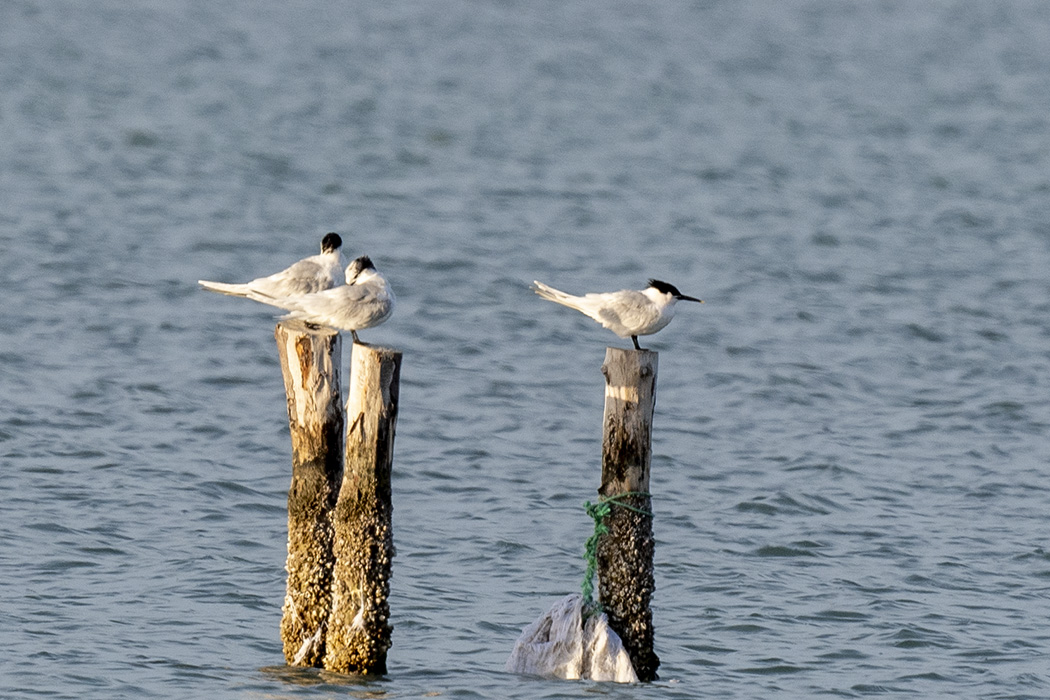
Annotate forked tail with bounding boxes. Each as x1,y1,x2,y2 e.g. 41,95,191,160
531,280,582,310
198,279,251,297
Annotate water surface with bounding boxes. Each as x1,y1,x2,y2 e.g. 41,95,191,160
2,1,1050,698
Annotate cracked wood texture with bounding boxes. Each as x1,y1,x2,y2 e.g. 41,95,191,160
323,343,401,675
274,322,344,667
597,347,660,681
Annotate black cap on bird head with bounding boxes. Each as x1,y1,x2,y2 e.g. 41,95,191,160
647,279,683,296
648,278,703,303
346,255,376,283
321,232,342,253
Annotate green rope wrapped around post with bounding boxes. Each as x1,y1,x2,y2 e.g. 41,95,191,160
581,493,654,612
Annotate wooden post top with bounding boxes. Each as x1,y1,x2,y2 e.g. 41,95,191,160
350,341,402,356
601,347,658,395
599,346,658,496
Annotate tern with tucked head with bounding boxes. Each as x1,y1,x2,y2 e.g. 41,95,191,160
198,232,344,298
532,278,703,350
250,256,395,344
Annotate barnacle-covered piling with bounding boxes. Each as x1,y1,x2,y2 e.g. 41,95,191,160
274,321,344,667
323,343,401,674
596,347,660,681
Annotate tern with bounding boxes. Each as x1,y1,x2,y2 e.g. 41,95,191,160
198,232,344,298
532,278,703,350
251,256,395,344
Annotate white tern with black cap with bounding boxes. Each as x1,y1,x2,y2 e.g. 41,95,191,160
198,232,345,298
532,278,703,350
249,255,395,344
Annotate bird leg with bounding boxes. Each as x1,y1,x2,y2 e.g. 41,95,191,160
351,330,361,344
631,335,642,350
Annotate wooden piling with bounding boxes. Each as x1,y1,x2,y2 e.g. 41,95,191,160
274,322,344,667
323,343,402,674
595,347,660,681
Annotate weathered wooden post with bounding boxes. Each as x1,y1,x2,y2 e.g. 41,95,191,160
595,347,660,681
323,343,402,674
274,322,344,667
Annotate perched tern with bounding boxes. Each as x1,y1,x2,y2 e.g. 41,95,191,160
253,256,395,344
198,232,344,298
532,278,703,350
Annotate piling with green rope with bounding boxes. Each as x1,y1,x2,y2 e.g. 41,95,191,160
595,347,660,681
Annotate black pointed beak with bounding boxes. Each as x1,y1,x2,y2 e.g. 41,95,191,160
678,294,704,303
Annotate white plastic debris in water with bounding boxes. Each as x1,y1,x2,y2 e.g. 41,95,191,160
505,593,638,683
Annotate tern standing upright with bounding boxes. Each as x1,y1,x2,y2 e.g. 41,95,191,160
198,232,345,298
251,256,395,344
532,278,703,350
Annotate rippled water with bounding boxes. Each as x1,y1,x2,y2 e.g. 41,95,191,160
3,1,1050,698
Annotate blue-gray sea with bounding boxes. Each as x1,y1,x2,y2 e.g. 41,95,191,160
3,1,1050,698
